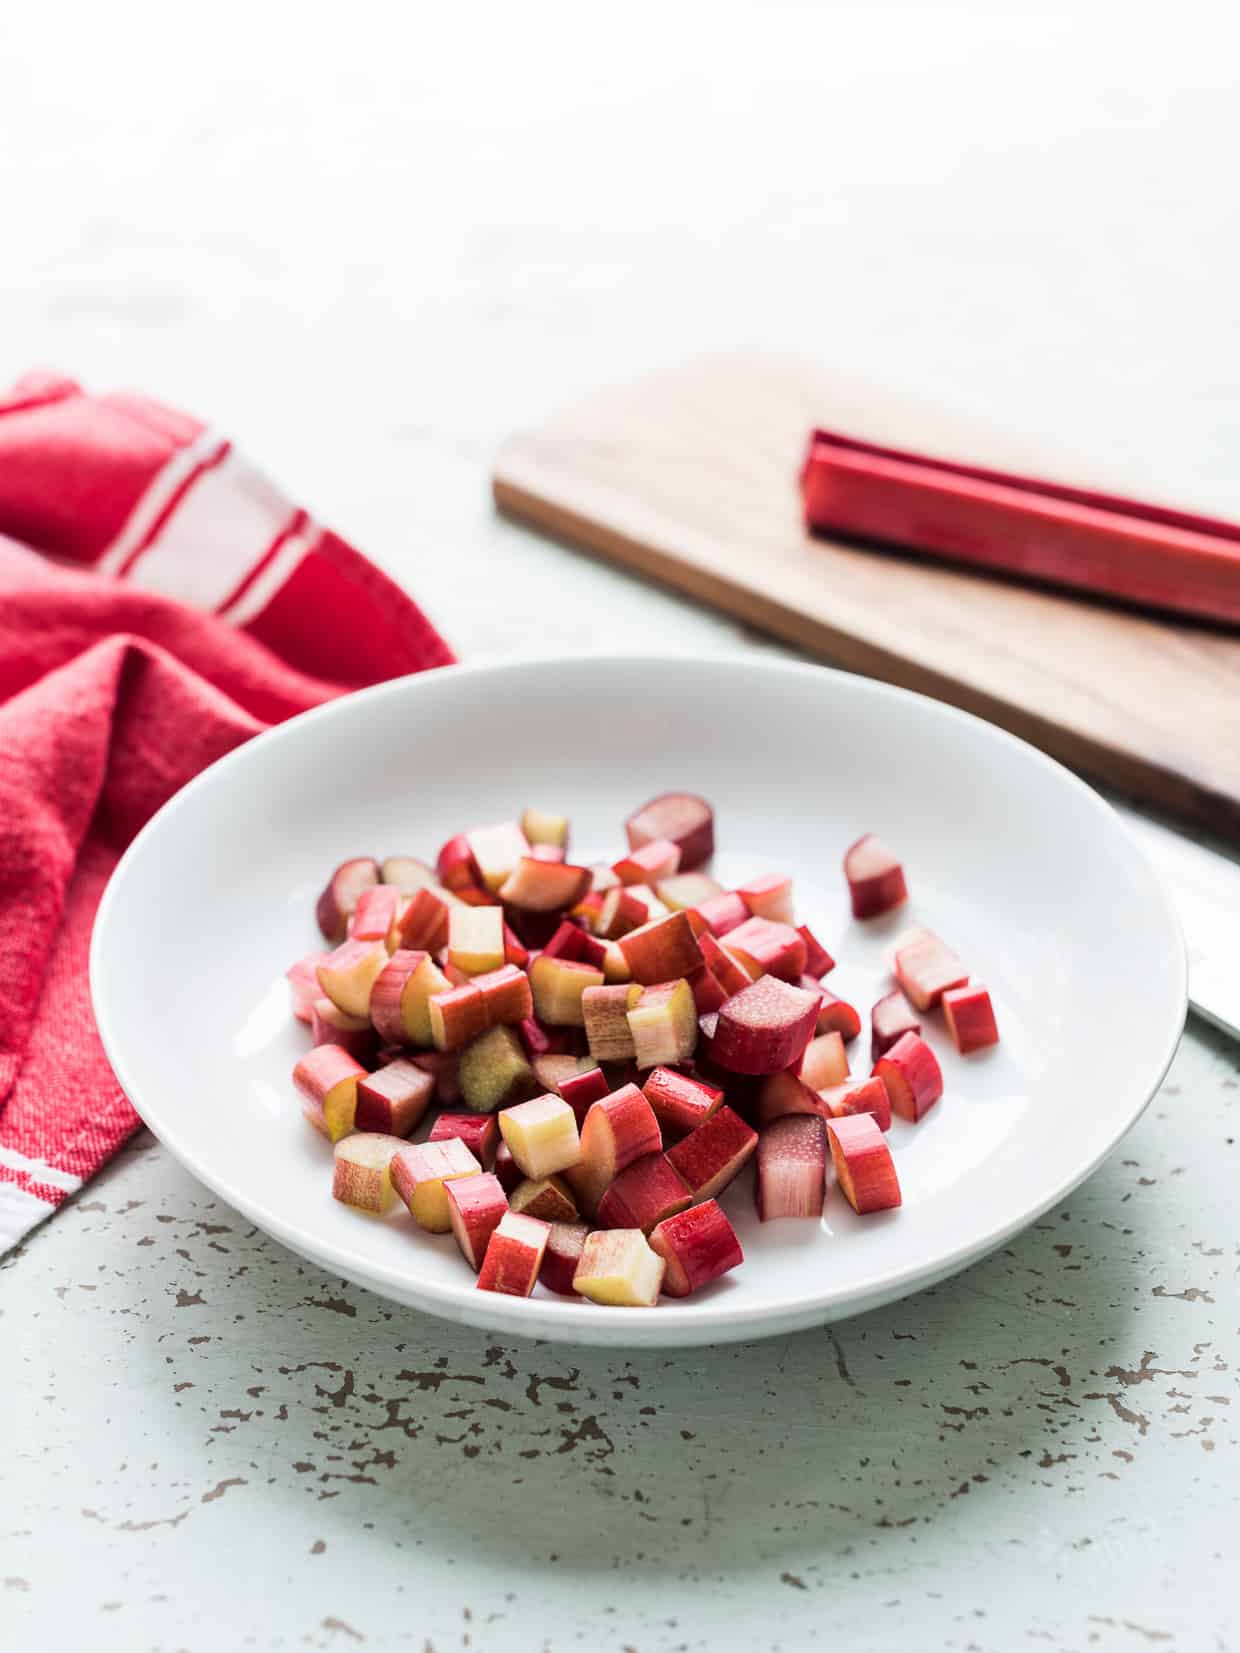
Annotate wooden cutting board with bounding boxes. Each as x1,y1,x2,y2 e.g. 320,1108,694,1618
493,353,1240,842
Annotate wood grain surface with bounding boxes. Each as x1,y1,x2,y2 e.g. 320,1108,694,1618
495,354,1240,839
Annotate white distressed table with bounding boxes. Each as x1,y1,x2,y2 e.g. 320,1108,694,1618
2,5,1237,1649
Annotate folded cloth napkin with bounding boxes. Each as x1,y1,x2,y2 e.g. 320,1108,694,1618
0,371,454,1250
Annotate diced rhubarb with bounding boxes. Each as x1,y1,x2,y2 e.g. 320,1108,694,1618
698,931,753,996
942,984,1000,1053
650,1200,743,1296
499,856,592,912
446,1173,509,1270
598,1152,692,1233
797,924,836,978
503,923,529,968
293,1045,366,1142
391,1137,481,1230
726,916,807,982
870,989,921,1061
692,890,749,937
528,843,566,863
332,1132,401,1213
582,982,643,1063
706,976,820,1075
798,1031,849,1090
872,1031,943,1122
355,1058,435,1136
529,954,605,1026
894,932,968,1011
624,792,715,872
531,1051,589,1095
542,920,607,969
428,981,488,1051
520,807,570,850
595,886,648,940
820,1072,893,1132
617,911,704,985
429,1110,500,1165
316,939,389,1019
656,872,724,912
641,1068,724,1139
370,949,450,1045
664,1105,758,1202
394,885,453,953
437,833,485,895
737,873,794,924
510,1175,579,1223
467,821,532,893
613,838,682,886
316,857,380,942
756,1116,827,1220
556,1063,612,1124
844,834,908,919
573,1228,665,1306
627,979,698,1070
813,987,862,1042
827,1114,902,1213
458,1024,537,1113
517,1016,571,1059
349,883,401,944
287,952,328,1022
567,1084,662,1216
472,963,534,1027
310,997,376,1063
448,905,506,976
476,1210,550,1296
499,1093,581,1180
601,940,634,982
539,1221,590,1295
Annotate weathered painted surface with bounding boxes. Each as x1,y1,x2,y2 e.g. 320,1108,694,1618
2,3,1239,1646
4,1029,1235,1651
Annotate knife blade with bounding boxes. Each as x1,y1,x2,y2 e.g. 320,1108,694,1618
1115,804,1239,1040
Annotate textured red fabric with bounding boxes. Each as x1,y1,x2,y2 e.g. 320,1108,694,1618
0,377,453,1246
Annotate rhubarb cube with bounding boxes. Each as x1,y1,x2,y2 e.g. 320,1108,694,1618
287,952,327,1022
493,1139,522,1195
567,1084,663,1216
310,997,376,1063
819,1073,893,1132
827,1114,902,1213
428,981,488,1051
664,1105,758,1202
394,885,453,953
726,916,807,982
624,792,715,871
316,856,380,943
573,1228,665,1306
370,949,451,1045
798,1031,849,1090
529,954,604,1026
872,1031,943,1122
556,1063,611,1125
476,1210,550,1296
756,1116,827,1220
520,807,570,850
656,872,724,912
467,820,531,893
499,856,592,912
446,1172,509,1270
597,1152,692,1233
796,924,836,978
595,886,649,940
844,834,908,919
317,939,388,1019
650,1200,743,1296
641,1067,724,1138
348,883,401,944
618,911,704,985
448,905,506,976
627,979,698,1069
813,987,862,1041
332,1132,401,1213
355,1058,435,1137
613,838,681,886
942,984,999,1053
293,1045,366,1142
692,890,749,937
707,976,820,1075
894,932,968,1012
498,1093,581,1180
429,1110,499,1164
582,982,643,1063
458,1024,537,1113
539,1221,590,1295
870,989,921,1061
391,1138,481,1231
737,873,795,924
381,854,439,896
509,1174,579,1223
472,962,534,1027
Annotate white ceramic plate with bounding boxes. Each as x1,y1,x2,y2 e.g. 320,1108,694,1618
90,654,1186,1347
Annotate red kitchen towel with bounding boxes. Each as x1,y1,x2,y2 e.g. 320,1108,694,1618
0,371,454,1250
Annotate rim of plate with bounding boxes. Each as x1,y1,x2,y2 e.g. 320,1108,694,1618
90,650,1188,1341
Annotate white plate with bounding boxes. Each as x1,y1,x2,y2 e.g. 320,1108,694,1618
90,654,1186,1347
